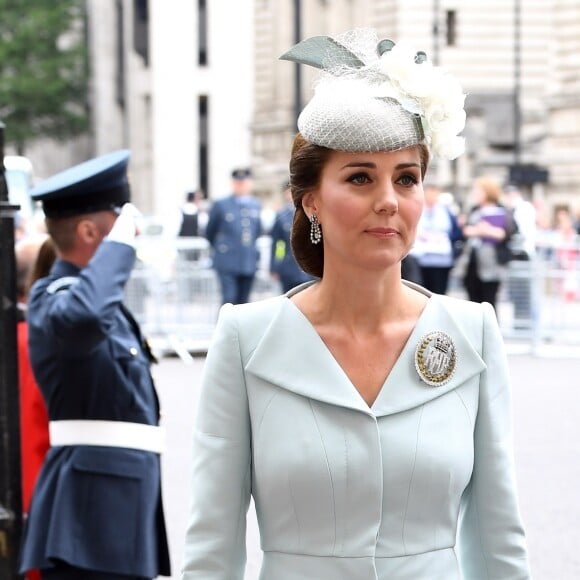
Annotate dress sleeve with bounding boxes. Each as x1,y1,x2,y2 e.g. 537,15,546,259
458,302,532,579
181,304,251,580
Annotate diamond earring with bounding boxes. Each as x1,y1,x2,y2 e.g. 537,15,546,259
309,214,322,244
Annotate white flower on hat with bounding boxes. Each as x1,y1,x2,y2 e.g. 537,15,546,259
375,41,467,160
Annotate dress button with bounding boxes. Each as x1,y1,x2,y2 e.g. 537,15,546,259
130,347,138,356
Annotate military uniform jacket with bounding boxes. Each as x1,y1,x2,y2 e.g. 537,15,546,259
206,195,262,275
269,203,313,285
182,284,531,579
19,241,171,578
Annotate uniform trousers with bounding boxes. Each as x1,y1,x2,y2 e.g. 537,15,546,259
217,271,255,304
41,562,150,580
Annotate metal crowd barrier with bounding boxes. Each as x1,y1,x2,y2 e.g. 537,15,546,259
451,235,580,356
126,236,580,360
124,236,281,361
497,243,580,355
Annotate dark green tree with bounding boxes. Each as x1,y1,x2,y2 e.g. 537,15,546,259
0,0,88,154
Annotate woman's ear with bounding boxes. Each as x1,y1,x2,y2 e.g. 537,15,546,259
302,191,317,216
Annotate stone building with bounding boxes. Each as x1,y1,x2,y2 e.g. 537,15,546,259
545,0,580,214
88,0,256,216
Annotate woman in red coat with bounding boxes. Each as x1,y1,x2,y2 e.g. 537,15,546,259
16,236,55,580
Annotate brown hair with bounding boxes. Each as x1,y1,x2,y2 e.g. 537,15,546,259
474,176,503,205
26,237,57,295
289,133,430,278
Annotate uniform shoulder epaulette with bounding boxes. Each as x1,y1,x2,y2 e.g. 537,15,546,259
46,276,80,295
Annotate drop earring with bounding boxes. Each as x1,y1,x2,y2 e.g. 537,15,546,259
309,214,322,244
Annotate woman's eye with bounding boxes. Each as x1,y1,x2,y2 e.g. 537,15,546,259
397,174,419,187
348,173,371,185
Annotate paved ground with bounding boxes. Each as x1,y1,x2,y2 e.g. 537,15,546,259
156,347,580,580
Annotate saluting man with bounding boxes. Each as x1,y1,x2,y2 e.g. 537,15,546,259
18,150,171,580
205,168,262,305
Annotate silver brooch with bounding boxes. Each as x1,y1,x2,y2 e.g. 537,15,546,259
414,331,457,387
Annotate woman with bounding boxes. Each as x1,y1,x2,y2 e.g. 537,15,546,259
413,183,463,294
461,177,517,310
182,29,530,580
16,236,55,580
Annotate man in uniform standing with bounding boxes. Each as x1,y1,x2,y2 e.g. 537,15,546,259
18,150,171,580
270,180,314,292
205,168,262,304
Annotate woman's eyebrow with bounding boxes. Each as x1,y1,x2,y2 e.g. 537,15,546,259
339,161,376,170
395,162,421,170
339,161,421,170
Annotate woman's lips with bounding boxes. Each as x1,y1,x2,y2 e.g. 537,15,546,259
365,227,399,238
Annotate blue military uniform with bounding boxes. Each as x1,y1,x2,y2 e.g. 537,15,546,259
270,202,314,292
205,169,262,304
18,151,170,579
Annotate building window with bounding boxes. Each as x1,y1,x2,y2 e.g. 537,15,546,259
198,0,208,66
133,0,149,65
199,96,209,194
446,10,457,46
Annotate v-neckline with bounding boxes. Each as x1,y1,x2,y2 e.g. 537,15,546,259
284,286,434,411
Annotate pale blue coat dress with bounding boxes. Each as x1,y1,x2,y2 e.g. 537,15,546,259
181,282,531,580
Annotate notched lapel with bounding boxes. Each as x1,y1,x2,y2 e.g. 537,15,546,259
244,295,486,418
371,296,486,417
245,300,372,415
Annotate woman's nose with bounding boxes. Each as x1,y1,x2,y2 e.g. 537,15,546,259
373,183,398,214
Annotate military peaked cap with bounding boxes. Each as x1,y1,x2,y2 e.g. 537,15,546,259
231,167,252,180
31,150,131,218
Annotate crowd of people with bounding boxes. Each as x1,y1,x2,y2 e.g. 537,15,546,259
171,168,578,323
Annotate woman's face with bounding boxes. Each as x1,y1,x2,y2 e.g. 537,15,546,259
303,147,424,273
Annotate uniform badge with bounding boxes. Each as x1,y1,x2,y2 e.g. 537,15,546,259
414,331,456,387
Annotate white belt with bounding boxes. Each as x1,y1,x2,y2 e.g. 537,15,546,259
49,420,166,454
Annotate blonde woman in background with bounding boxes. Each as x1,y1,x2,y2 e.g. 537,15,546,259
460,177,517,311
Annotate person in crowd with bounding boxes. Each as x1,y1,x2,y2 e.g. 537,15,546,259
193,189,210,237
400,253,422,284
177,190,202,263
205,168,262,305
269,179,315,292
504,185,536,260
181,29,531,580
458,176,518,311
552,206,579,301
15,235,54,580
504,184,537,328
178,190,200,238
413,183,463,294
18,150,171,580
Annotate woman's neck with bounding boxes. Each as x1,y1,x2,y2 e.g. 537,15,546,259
296,267,425,333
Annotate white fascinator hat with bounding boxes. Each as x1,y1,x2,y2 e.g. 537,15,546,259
280,29,467,160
